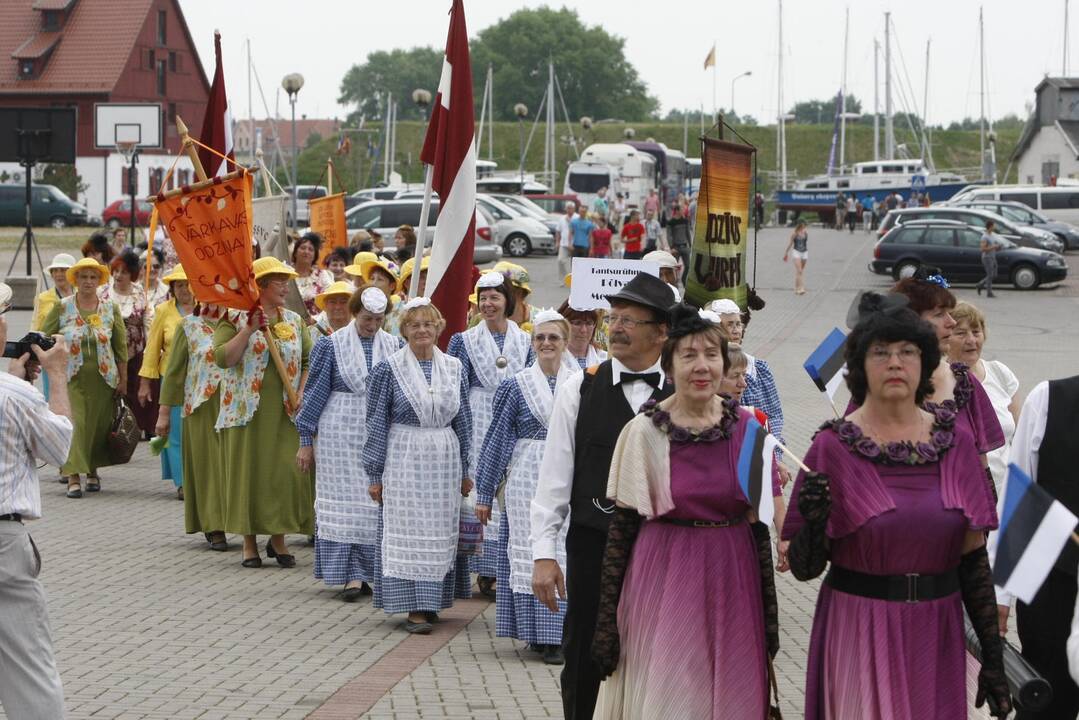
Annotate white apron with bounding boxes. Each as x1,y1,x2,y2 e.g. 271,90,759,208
315,327,398,545
506,363,576,594
382,346,463,582
462,321,531,539
562,345,606,372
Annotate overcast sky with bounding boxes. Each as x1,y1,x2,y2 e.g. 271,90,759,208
182,0,1072,127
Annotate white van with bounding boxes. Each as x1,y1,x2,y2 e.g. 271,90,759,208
576,143,657,212
951,184,1079,224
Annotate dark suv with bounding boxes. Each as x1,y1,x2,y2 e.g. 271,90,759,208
878,206,1064,253
870,220,1068,290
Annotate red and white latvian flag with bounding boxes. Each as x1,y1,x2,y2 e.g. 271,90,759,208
421,0,476,346
197,31,235,178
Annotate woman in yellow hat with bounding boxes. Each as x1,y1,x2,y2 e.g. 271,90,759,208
138,266,196,500
295,285,403,601
214,256,314,568
41,257,128,498
492,261,536,330
100,249,155,437
154,280,229,551
31,253,75,332
447,271,534,595
310,281,355,338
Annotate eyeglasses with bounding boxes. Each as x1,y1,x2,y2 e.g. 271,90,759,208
606,314,658,330
533,334,563,343
867,345,921,364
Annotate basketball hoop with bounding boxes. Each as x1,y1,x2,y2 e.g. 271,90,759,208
116,140,137,163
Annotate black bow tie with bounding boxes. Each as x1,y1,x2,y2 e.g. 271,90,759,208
620,371,660,388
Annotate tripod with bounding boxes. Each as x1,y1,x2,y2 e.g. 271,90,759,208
4,156,50,287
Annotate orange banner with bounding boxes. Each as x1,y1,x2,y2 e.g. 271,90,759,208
156,173,258,311
309,192,348,250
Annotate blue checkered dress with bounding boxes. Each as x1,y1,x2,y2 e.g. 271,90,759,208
448,330,535,578
475,374,566,645
363,357,473,614
742,356,785,460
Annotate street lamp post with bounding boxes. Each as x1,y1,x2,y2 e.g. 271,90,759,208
514,103,528,191
281,72,304,230
730,71,752,120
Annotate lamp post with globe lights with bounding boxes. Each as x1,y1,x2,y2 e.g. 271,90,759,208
514,103,528,190
281,73,304,230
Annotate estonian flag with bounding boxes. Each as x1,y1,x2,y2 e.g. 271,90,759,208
804,327,848,400
991,464,1078,604
737,417,777,526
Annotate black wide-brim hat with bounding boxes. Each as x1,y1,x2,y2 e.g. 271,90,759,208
605,272,677,317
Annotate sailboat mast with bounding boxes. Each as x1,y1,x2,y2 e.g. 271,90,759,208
546,59,555,188
247,39,254,167
476,67,489,156
885,12,894,160
922,39,931,165
778,0,787,190
874,39,880,161
1066,0,1071,75
979,7,986,178
840,7,849,170
487,66,494,162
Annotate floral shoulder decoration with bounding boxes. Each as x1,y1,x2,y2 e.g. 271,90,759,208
641,396,739,443
926,362,974,414
822,403,957,465
272,321,295,341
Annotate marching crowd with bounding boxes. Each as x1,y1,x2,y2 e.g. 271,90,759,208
4,212,1079,720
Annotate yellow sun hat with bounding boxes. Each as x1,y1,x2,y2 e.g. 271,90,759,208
398,255,431,291
65,257,110,287
360,258,401,286
252,256,298,282
314,280,356,310
492,260,531,295
162,266,188,284
343,251,379,278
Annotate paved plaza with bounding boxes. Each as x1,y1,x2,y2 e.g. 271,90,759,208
2,225,1076,719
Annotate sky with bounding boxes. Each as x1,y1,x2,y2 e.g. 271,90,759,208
181,0,1073,128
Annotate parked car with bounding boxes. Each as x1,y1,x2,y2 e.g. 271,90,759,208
102,198,153,228
949,183,1079,225
878,206,1064,254
525,193,580,214
344,198,502,264
488,192,560,234
946,199,1079,250
475,177,549,195
0,183,99,228
475,194,555,257
283,185,328,226
870,219,1068,289
357,186,417,202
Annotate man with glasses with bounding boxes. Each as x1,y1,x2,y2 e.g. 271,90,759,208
531,273,674,719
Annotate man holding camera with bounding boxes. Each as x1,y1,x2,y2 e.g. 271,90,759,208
0,287,72,719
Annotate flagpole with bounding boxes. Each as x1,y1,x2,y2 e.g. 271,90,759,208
773,437,812,474
712,39,717,126
409,163,435,298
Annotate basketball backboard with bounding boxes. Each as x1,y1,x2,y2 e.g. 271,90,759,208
94,103,162,150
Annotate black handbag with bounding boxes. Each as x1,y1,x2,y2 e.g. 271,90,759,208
107,396,141,465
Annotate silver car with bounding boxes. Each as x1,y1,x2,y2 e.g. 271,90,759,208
344,199,502,264
476,194,555,258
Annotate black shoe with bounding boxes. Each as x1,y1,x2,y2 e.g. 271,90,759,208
477,575,496,599
976,284,983,296
541,645,565,665
360,582,373,596
241,556,262,568
66,484,82,499
176,486,184,501
403,620,433,635
208,532,228,552
424,611,440,624
987,291,997,298
341,586,365,603
265,539,295,568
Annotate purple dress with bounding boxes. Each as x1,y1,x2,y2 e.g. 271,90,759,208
594,406,780,720
782,415,998,720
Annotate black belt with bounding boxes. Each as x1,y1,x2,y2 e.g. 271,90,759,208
0,513,23,522
826,565,959,603
657,516,743,528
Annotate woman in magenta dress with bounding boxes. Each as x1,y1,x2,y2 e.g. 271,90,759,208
783,294,1011,719
591,305,781,720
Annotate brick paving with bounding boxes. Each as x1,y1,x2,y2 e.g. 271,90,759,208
0,226,1074,719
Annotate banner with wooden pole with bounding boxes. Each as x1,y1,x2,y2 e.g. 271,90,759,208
151,116,299,412
308,158,348,250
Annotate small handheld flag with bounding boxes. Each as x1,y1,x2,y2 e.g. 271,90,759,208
991,463,1079,604
737,417,778,526
804,327,847,401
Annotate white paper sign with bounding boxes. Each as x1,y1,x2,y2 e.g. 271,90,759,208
568,258,660,311
252,195,288,261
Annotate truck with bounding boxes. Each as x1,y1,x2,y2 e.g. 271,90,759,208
564,143,657,219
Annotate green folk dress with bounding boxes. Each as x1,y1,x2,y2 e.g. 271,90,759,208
43,301,128,476
159,321,224,534
213,317,314,536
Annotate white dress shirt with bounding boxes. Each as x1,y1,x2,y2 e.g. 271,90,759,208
557,215,573,250
0,373,73,519
990,380,1050,607
530,357,665,560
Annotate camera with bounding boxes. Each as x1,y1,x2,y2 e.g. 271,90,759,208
3,331,56,359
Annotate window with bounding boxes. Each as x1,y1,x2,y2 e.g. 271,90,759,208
42,11,60,30
1042,160,1061,185
149,168,164,195
567,172,609,194
346,204,381,229
958,229,983,248
380,203,422,228
156,60,167,96
19,60,34,78
167,102,177,123
1000,192,1037,209
1040,192,1079,210
922,228,955,247
147,49,155,69
157,10,167,45
477,200,509,220
168,51,177,72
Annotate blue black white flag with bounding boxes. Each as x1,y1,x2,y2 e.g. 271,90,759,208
991,464,1078,604
737,417,778,527
804,327,848,401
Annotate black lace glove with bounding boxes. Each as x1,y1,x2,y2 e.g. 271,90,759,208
751,521,780,659
959,545,1012,717
788,472,831,581
984,466,999,504
591,507,642,679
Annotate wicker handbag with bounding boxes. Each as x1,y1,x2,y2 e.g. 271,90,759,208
107,396,141,465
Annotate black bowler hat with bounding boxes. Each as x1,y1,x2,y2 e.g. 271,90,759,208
605,272,676,317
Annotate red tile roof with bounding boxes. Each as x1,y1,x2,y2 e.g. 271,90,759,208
11,31,61,60
0,0,153,93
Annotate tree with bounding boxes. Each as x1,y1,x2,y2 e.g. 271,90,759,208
790,94,863,124
470,8,657,121
338,47,443,124
41,164,86,201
